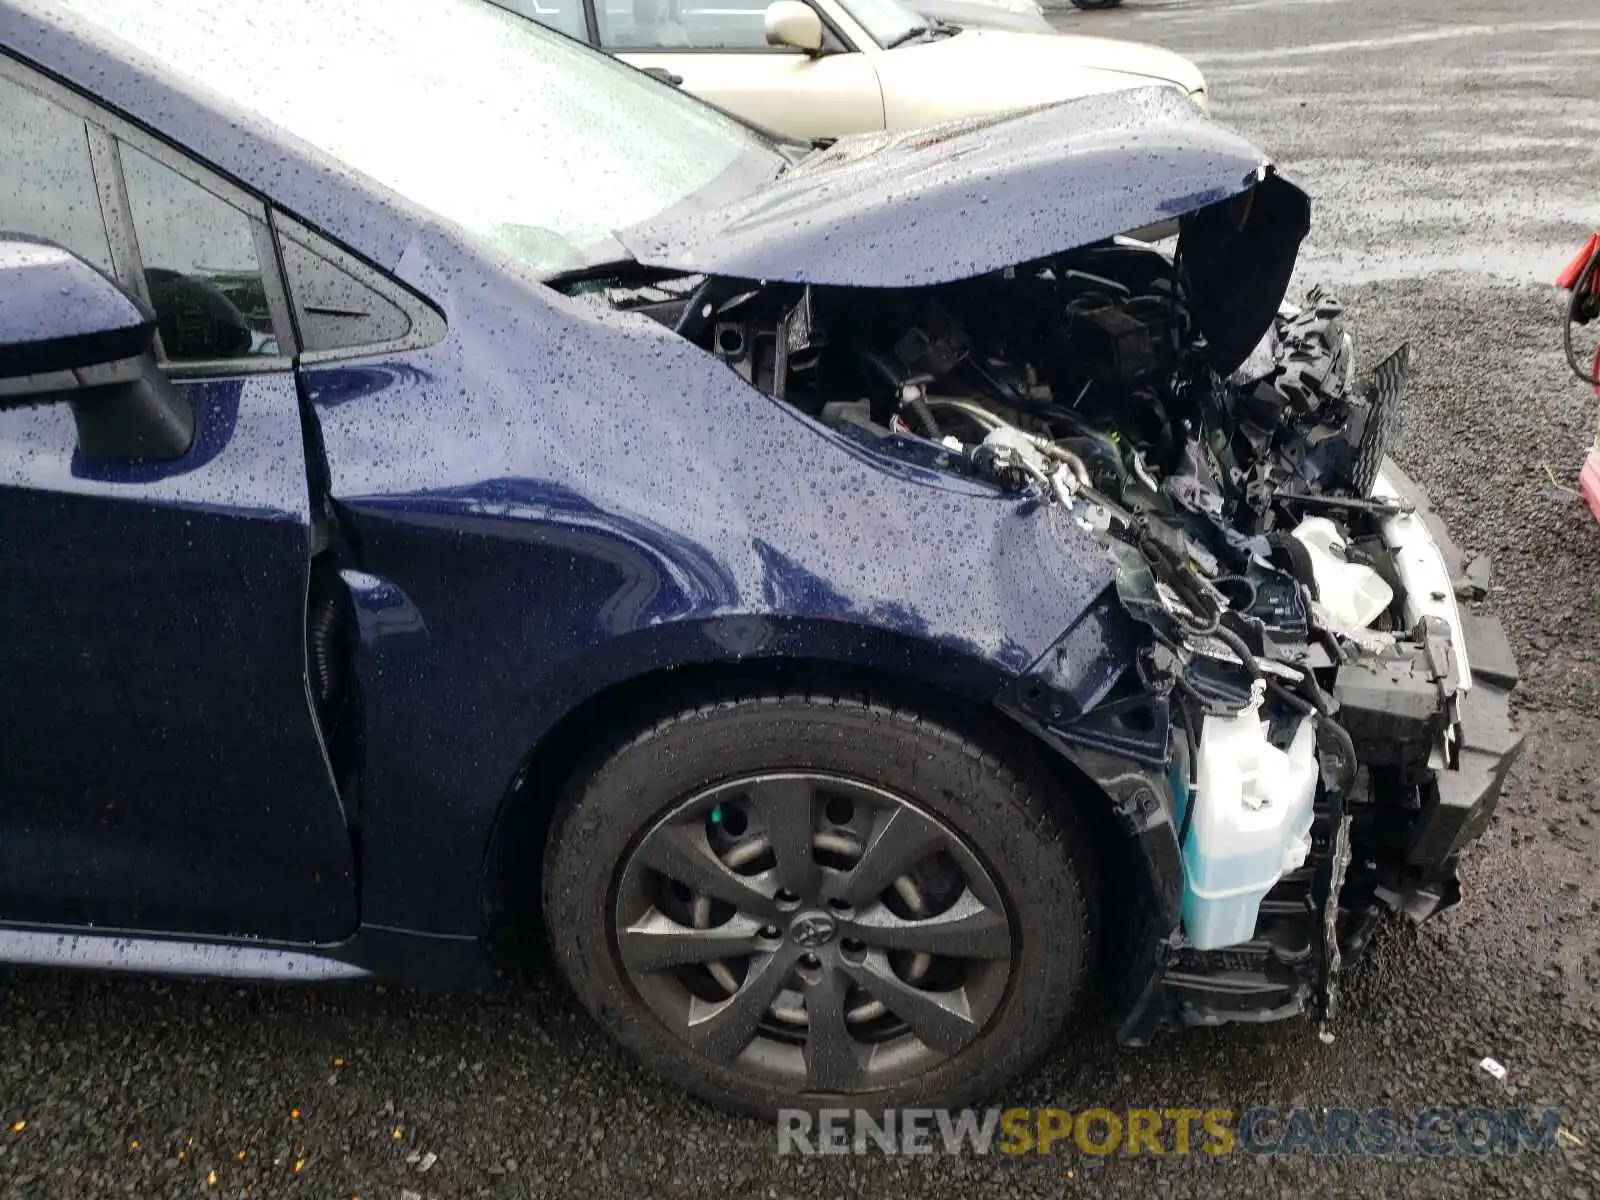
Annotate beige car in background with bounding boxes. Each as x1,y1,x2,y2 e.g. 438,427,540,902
491,0,1206,141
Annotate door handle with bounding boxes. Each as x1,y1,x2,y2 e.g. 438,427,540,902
642,66,684,86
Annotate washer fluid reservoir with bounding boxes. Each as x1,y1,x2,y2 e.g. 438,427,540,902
1290,516,1393,635
1179,705,1319,951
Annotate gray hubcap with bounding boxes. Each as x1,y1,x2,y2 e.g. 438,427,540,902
611,773,1015,1094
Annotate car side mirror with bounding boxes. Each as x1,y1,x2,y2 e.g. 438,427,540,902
0,234,193,461
764,0,825,53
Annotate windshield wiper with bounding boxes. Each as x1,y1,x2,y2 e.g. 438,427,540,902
883,22,935,47
546,258,697,293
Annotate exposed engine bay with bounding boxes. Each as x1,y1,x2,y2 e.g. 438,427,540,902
568,228,1522,1037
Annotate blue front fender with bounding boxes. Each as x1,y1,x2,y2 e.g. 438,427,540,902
311,236,1137,935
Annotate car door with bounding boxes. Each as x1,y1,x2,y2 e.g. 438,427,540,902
0,60,358,943
595,0,886,138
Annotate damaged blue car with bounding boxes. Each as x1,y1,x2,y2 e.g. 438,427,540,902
0,0,1520,1118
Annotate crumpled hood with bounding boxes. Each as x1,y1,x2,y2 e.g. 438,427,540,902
622,86,1287,290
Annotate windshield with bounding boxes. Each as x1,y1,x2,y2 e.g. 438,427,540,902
836,0,930,47
56,0,786,278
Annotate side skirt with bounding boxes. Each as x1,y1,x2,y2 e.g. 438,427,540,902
0,922,488,991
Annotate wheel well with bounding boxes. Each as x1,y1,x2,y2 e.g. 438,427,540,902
480,656,1136,971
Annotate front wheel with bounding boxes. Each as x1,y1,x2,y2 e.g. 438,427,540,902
542,689,1097,1118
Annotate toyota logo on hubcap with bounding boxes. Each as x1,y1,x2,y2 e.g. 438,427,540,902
789,912,837,949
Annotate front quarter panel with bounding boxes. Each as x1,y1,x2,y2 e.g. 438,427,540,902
310,236,1122,935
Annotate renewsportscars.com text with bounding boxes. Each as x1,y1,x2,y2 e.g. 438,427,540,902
777,1106,1563,1158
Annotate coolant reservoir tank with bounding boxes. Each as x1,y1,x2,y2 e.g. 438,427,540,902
1290,516,1394,634
1179,709,1318,951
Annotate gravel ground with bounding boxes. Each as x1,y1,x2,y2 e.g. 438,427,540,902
3,0,1599,1197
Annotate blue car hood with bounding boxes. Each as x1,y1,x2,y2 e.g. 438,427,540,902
621,86,1294,289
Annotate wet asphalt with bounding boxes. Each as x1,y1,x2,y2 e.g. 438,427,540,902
2,0,1599,1196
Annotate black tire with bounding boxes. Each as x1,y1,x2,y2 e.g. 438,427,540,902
1071,0,1122,9
542,687,1098,1119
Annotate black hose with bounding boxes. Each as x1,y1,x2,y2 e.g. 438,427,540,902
1136,525,1224,634
1266,676,1314,716
961,356,1032,411
1214,574,1258,613
1565,250,1600,386
1318,714,1358,785
1175,701,1200,849
1166,545,1361,809
1175,610,1221,638
1210,615,1340,721
1134,510,1359,798
1169,241,1187,353
902,392,942,439
850,345,945,439
1209,622,1264,683
1265,673,1358,791
1310,624,1346,666
1173,670,1228,712
1165,555,1215,620
1285,661,1338,717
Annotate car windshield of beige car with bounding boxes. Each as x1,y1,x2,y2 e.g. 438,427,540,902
56,0,786,278
840,0,934,46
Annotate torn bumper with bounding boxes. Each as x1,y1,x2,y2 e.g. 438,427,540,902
1375,464,1524,895
1029,463,1525,1043
1405,612,1522,873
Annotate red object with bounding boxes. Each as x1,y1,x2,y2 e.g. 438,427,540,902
1557,233,1600,290
1565,239,1600,528
1581,448,1600,527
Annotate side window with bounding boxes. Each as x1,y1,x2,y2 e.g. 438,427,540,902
276,221,412,356
598,0,775,50
486,0,591,44
0,72,115,273
273,213,444,361
119,143,278,362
